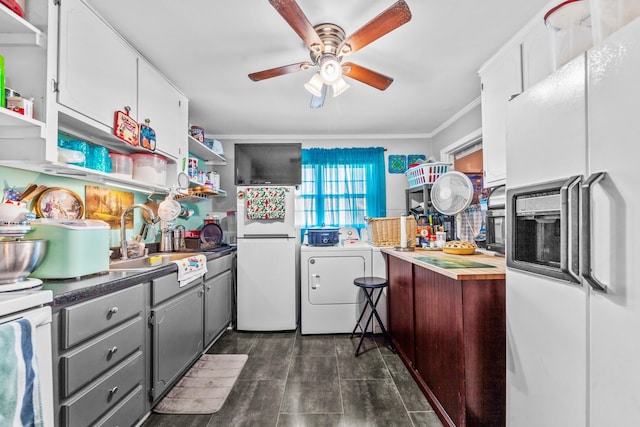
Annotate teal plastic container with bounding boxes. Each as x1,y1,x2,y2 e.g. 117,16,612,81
29,219,110,278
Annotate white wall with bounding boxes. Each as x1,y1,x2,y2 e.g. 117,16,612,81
431,101,482,158
207,137,433,219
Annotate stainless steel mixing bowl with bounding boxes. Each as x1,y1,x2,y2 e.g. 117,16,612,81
0,239,47,284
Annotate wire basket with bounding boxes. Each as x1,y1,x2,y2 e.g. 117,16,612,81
405,162,449,188
367,216,417,247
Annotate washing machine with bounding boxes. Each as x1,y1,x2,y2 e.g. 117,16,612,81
299,229,388,335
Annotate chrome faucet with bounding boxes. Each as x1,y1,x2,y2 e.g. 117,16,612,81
121,204,156,260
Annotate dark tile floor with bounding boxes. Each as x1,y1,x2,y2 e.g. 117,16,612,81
142,330,444,427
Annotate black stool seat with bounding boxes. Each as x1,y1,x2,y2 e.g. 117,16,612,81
350,276,397,357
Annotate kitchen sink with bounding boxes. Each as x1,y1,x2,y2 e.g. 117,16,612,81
108,252,202,271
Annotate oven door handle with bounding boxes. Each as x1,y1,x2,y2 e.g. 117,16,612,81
580,172,607,292
561,175,582,283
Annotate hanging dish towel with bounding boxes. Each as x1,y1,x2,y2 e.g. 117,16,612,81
0,318,44,427
172,254,208,287
245,187,287,220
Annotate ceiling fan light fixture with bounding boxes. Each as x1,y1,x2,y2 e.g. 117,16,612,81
332,77,350,98
304,73,324,97
319,55,342,84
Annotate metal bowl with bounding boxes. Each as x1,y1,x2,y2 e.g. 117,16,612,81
0,239,47,284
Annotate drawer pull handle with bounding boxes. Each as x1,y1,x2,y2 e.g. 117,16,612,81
109,386,118,395
108,307,119,316
206,285,211,291
108,346,118,356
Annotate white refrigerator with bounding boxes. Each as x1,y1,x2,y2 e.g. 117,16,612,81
236,186,299,331
505,18,640,427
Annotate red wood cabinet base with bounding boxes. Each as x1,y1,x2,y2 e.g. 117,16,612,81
386,254,506,427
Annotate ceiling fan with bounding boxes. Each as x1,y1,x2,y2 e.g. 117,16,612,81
248,0,412,108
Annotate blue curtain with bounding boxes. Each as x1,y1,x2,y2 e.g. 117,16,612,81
300,147,386,232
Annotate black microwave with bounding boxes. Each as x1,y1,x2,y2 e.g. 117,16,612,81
485,186,505,254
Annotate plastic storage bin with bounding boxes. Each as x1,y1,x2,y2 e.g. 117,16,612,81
109,152,133,179
405,162,449,188
131,152,167,186
591,0,640,42
545,0,594,70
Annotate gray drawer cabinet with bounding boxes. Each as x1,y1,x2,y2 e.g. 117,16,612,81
204,255,233,348
52,284,146,427
150,275,204,403
61,352,144,427
94,385,145,427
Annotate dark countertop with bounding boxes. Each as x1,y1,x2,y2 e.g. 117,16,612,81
41,247,235,310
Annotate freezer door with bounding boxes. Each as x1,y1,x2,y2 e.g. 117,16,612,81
236,238,297,331
587,19,640,426
236,186,297,237
505,53,588,427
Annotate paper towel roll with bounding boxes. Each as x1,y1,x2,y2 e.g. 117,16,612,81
400,215,407,248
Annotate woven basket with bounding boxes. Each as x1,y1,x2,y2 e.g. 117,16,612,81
367,216,417,247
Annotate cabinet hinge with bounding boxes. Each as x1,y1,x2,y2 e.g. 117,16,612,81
51,79,59,93
148,388,154,402
53,0,60,6
148,313,154,326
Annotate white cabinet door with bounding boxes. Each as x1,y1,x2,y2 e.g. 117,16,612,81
138,59,188,161
521,21,553,90
57,0,137,128
480,45,522,188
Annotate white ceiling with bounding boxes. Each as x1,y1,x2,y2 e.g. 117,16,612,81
85,0,552,140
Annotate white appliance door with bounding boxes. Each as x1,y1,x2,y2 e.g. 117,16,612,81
505,54,588,427
236,237,297,331
307,255,366,305
587,20,640,425
236,186,296,237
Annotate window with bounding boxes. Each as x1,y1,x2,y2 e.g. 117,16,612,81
296,147,386,233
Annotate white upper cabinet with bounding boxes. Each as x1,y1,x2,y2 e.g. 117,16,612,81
479,45,522,188
138,60,188,162
521,20,553,91
57,0,137,128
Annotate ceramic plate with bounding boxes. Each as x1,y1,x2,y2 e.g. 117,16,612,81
35,187,84,219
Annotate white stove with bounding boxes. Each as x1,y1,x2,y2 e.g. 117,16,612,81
0,289,54,426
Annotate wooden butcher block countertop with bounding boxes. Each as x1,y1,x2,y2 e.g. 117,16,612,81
381,247,505,281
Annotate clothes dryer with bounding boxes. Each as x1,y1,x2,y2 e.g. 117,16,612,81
300,242,387,334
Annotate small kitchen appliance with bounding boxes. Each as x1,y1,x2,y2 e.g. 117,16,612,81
485,185,506,254
306,226,340,246
29,219,110,278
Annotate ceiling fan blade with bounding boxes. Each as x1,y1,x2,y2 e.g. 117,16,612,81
310,84,328,109
268,0,324,53
342,62,393,91
248,61,313,81
338,0,412,56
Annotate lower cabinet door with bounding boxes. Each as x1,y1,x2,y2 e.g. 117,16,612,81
151,285,204,402
204,270,232,348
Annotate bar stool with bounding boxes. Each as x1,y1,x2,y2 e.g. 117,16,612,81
350,276,396,357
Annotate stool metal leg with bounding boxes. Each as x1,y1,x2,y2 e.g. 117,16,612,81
353,287,393,357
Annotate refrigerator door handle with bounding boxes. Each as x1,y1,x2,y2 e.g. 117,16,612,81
580,172,608,293
561,175,582,283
